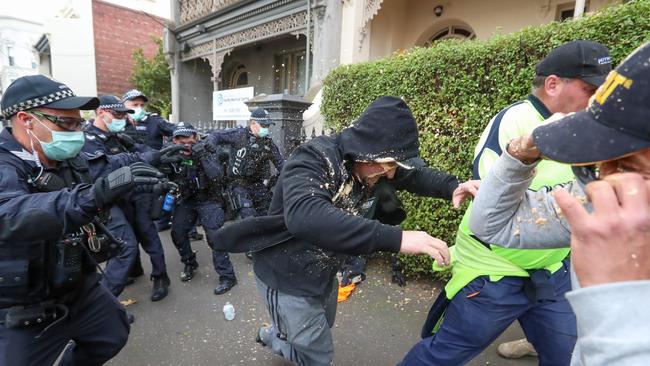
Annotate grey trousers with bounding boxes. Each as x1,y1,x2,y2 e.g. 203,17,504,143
256,275,338,366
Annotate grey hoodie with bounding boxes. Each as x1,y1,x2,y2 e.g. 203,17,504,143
469,151,650,366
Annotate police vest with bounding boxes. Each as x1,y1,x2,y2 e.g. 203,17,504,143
0,150,98,307
229,135,273,182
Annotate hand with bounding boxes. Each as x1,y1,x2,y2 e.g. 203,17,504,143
115,133,135,149
554,173,650,287
399,231,450,266
452,180,480,208
191,139,214,158
151,145,185,166
506,134,541,164
94,163,166,209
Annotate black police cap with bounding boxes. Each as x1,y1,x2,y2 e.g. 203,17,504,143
1,75,99,118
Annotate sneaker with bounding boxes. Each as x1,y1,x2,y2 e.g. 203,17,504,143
497,338,538,359
150,274,171,301
180,262,199,282
214,278,237,295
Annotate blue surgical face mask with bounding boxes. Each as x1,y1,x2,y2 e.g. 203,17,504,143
29,116,85,161
130,107,145,121
107,118,126,132
258,127,269,138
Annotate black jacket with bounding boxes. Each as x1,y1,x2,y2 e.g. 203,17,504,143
216,97,459,297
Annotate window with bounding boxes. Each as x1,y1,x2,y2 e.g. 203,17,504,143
7,46,14,66
556,2,588,21
424,25,476,46
229,64,248,88
274,49,307,96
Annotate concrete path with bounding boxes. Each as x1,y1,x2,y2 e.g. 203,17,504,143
109,230,537,366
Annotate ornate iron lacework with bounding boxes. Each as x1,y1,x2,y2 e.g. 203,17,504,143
179,0,244,24
183,11,308,61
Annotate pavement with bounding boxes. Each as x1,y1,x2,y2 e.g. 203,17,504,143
109,230,538,366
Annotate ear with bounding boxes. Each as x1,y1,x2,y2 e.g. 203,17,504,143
15,111,34,129
544,75,563,97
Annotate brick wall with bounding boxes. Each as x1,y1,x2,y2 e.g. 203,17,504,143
93,0,165,96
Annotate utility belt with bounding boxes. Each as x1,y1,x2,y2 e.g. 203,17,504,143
0,273,99,330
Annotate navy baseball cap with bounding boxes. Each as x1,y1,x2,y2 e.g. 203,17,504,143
250,108,274,126
173,122,197,138
122,89,148,103
1,75,99,118
533,41,650,165
535,40,612,86
98,95,134,113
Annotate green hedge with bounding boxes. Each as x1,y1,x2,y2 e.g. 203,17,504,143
321,0,650,278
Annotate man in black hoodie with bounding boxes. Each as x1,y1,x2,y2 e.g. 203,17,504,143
216,96,478,365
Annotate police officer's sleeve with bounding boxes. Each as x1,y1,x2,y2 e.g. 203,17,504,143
270,141,284,173
390,166,459,200
282,148,402,255
86,151,144,179
157,116,176,137
0,165,98,242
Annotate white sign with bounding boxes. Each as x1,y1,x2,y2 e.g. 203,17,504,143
213,87,254,121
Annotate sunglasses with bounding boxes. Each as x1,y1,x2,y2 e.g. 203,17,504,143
31,111,86,131
572,165,600,186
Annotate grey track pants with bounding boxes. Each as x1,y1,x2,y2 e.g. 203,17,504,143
255,275,338,366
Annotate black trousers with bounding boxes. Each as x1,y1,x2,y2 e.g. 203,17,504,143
0,276,130,366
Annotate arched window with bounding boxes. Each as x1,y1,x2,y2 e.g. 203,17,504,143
424,25,476,46
229,64,248,88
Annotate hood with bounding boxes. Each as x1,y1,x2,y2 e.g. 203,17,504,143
338,96,420,164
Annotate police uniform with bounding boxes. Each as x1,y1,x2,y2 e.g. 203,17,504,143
209,109,284,220
84,96,170,301
164,124,237,295
0,75,169,365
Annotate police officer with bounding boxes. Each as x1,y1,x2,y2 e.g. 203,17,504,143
163,123,237,295
212,108,284,221
84,96,171,301
0,75,170,365
121,89,175,150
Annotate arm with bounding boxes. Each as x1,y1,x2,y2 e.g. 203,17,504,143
391,166,459,200
156,115,176,137
567,281,650,366
282,148,402,255
469,150,584,249
270,141,284,173
0,165,98,241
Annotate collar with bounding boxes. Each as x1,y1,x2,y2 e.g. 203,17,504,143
527,94,552,119
0,127,41,168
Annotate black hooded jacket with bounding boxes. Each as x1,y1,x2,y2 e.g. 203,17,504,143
219,97,459,297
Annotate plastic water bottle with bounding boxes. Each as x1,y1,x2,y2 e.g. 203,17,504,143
162,192,176,212
223,302,235,321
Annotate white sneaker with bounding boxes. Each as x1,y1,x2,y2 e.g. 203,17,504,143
497,338,538,359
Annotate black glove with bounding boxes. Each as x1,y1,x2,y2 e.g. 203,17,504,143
190,139,215,158
150,145,185,166
115,133,136,149
94,163,166,209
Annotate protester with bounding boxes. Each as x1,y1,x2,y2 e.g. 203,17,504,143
469,41,650,365
400,40,611,366
215,96,478,365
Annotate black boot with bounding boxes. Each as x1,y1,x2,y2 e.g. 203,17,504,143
180,262,199,282
214,277,237,295
189,231,204,241
151,274,170,301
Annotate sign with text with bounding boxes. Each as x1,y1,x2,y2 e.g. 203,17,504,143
213,87,254,121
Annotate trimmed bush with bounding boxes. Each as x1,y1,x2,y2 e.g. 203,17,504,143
321,0,650,277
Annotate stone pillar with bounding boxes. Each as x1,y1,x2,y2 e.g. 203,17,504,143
165,0,181,122
310,0,343,88
245,94,312,156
